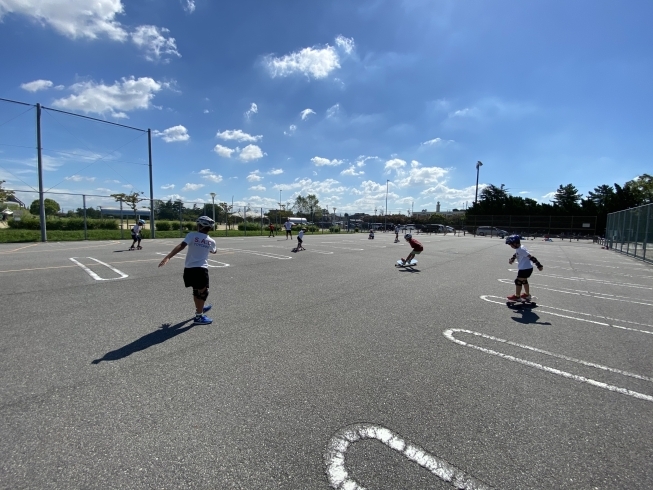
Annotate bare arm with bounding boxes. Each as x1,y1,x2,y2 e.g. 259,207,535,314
158,242,187,267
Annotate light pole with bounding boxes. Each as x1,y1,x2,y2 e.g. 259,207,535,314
210,192,216,230
385,179,389,231
475,161,483,205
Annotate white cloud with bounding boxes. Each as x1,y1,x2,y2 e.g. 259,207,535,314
247,170,263,182
384,158,406,171
181,0,195,13
395,164,448,188
213,144,235,158
312,156,343,167
0,0,128,41
326,103,340,118
542,191,556,200
0,1,180,61
216,129,262,142
239,144,264,162
131,25,180,62
199,169,222,183
153,125,189,143
249,185,266,191
274,178,347,195
341,166,364,176
300,108,316,120
244,102,258,119
449,107,478,118
65,174,95,182
284,124,296,135
183,183,204,191
335,35,355,55
355,155,379,167
20,79,53,92
263,36,354,79
268,168,283,175
51,77,166,118
161,184,175,189
203,109,210,114
421,137,454,146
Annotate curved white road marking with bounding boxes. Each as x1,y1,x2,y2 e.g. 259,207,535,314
443,329,653,403
507,270,653,290
70,257,128,281
497,279,653,307
325,423,493,490
543,264,653,279
481,295,653,334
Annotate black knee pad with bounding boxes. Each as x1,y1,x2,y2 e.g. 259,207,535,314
193,288,209,301
515,278,526,286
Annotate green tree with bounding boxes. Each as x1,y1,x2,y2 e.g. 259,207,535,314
110,191,145,216
0,180,15,203
30,198,60,216
625,173,653,205
552,184,582,212
587,184,615,209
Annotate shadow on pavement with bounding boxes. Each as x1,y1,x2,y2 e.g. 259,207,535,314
510,309,552,326
92,319,194,364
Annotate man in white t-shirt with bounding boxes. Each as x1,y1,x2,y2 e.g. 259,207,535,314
284,219,293,240
158,216,217,324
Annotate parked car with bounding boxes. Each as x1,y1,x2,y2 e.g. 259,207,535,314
476,226,508,238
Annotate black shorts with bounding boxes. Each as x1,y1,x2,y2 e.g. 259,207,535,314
183,267,209,289
517,268,533,278
297,237,303,244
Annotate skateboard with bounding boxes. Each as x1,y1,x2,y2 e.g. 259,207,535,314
395,259,418,268
506,296,537,308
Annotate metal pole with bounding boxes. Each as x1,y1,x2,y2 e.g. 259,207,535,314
474,161,483,205
643,205,650,262
179,201,183,238
385,180,389,231
147,129,155,239
120,200,124,239
36,103,47,242
260,207,263,236
633,207,640,258
83,194,88,240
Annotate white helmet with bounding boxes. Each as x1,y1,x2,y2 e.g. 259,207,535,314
196,215,215,228
137,219,145,225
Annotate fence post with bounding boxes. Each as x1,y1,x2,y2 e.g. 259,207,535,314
120,200,124,240
36,103,47,242
643,205,650,262
83,194,88,240
260,207,263,236
633,207,640,257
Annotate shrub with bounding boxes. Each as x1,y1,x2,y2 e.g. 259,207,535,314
184,221,196,231
156,221,171,231
329,226,341,233
6,217,118,230
238,221,261,231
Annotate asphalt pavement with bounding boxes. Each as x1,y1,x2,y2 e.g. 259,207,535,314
1,233,652,489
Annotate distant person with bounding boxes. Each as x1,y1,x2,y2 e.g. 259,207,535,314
158,216,217,325
129,219,145,250
505,234,543,302
400,233,423,265
394,225,400,242
284,219,293,240
268,223,275,237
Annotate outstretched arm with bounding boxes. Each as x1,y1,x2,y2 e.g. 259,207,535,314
528,254,543,271
159,242,187,267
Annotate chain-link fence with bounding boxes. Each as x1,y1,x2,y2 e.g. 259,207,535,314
604,203,651,263
462,215,597,238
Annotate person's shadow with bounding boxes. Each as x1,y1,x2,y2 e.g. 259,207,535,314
92,319,194,364
510,307,552,326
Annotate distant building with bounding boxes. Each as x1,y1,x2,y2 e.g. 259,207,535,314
99,208,151,218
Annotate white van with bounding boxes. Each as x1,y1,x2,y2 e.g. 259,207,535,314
476,226,508,238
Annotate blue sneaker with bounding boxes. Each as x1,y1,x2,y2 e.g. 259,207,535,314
193,314,213,325
203,304,212,313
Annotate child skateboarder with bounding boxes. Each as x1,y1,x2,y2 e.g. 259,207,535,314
158,216,217,324
505,235,543,302
296,228,306,251
129,219,145,250
400,233,423,265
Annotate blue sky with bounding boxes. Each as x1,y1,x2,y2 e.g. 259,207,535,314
1,0,652,215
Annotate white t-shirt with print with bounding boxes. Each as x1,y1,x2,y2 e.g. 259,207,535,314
131,224,142,236
284,221,293,231
183,232,217,269
298,230,304,240
514,245,533,270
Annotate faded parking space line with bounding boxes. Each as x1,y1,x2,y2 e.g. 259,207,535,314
70,257,128,281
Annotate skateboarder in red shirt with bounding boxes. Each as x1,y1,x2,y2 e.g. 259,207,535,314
401,234,423,265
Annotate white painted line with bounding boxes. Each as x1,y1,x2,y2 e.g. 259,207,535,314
543,264,653,279
481,295,653,335
215,248,292,259
325,423,492,490
155,252,228,268
69,257,128,281
497,279,653,307
507,270,653,290
545,259,652,272
261,245,334,255
443,329,653,403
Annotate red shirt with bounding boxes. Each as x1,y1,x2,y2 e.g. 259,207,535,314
408,238,423,251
